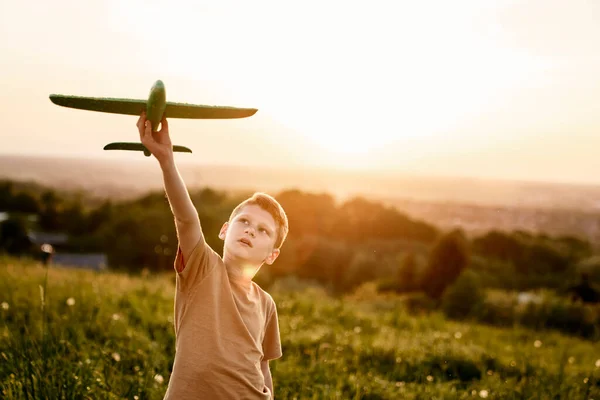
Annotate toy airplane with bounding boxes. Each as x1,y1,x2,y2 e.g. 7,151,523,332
49,80,257,156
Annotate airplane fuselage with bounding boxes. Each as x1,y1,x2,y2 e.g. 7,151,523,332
146,80,167,131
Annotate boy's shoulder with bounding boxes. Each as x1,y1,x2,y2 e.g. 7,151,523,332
251,281,277,308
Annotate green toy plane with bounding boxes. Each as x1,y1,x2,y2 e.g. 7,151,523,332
49,80,258,156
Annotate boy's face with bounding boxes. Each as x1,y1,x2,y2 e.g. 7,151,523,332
219,204,280,267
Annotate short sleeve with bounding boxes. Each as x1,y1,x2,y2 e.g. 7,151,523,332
174,239,218,292
262,300,282,361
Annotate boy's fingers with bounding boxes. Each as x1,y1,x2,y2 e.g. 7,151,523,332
137,113,147,140
136,112,146,129
144,120,155,142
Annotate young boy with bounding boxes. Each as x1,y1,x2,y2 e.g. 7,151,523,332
136,113,288,399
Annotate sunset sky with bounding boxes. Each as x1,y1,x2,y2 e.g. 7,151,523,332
2,0,600,184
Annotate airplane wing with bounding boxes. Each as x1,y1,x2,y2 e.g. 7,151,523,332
49,95,146,116
49,95,257,119
103,142,192,155
164,101,257,119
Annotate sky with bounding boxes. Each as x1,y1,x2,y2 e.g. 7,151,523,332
1,0,600,185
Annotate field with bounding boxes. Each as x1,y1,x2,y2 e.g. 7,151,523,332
1,257,599,400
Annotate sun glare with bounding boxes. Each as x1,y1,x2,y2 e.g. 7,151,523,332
107,1,559,171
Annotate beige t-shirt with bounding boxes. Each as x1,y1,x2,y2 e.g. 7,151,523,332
163,239,282,400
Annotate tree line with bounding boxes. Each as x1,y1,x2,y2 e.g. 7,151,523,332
1,180,598,299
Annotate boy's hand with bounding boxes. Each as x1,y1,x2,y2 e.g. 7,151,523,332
137,112,173,166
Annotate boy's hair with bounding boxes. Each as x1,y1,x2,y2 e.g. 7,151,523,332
229,192,289,249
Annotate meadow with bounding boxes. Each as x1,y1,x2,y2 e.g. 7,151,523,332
1,256,599,400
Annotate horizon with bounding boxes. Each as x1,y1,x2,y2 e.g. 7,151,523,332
2,1,600,185
3,152,600,189
4,153,600,215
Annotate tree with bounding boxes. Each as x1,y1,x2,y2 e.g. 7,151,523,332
397,252,418,291
421,229,470,300
0,217,32,254
11,192,40,213
276,190,337,239
39,190,61,231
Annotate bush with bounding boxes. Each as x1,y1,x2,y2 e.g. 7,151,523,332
476,290,518,326
441,270,485,319
517,295,600,339
474,289,600,340
577,255,600,284
398,292,438,314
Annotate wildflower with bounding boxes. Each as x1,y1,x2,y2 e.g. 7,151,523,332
595,359,600,368
1,302,8,310
479,390,489,398
111,352,121,362
154,374,164,384
66,298,76,306
583,377,589,384
454,332,462,339
533,340,542,348
353,326,362,334
395,382,404,387
568,357,575,364
112,314,121,321
426,375,434,382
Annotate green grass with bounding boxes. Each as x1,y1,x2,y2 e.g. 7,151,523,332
1,256,599,399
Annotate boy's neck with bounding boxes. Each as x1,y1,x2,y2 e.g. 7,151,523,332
223,255,261,282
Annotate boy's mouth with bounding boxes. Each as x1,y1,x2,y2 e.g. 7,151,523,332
238,238,253,248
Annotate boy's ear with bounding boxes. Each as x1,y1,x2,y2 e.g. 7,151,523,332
264,248,280,265
218,222,229,240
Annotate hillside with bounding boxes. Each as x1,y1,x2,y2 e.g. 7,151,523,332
1,257,599,399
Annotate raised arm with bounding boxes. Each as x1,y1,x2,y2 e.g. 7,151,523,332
137,113,203,261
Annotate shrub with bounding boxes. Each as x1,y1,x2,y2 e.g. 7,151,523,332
441,270,485,319
517,295,600,339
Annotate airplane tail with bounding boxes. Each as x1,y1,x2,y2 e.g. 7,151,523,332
103,142,192,157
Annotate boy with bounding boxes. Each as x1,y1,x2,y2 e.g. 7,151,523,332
136,113,288,399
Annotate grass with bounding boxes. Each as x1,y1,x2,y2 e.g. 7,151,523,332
1,256,599,399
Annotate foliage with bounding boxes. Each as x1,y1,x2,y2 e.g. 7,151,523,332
0,217,32,255
0,179,598,299
441,269,485,319
472,230,585,275
473,289,600,340
421,229,470,300
397,252,419,292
